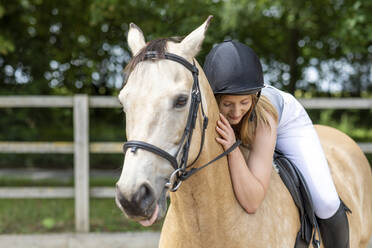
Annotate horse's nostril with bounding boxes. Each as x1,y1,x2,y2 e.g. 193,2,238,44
134,183,155,212
116,191,128,209
116,183,156,217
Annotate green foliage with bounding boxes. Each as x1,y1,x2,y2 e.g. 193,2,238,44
219,0,372,94
0,0,371,95
309,109,372,142
0,0,222,95
0,4,14,55
0,36,15,55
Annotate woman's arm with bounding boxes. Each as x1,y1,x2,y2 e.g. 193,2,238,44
216,113,277,213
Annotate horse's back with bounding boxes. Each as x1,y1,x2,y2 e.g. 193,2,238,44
315,124,372,247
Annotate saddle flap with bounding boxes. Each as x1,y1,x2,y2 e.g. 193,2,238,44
274,150,319,247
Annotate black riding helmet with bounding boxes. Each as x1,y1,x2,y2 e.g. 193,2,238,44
203,40,265,121
203,40,264,95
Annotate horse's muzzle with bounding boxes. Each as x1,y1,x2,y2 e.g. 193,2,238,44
115,183,156,219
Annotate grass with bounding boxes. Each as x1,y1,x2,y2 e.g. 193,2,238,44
0,199,75,233
0,177,164,234
0,199,163,234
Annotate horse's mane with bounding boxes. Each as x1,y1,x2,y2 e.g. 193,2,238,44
123,37,182,88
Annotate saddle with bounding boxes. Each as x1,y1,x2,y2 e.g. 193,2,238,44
274,150,321,248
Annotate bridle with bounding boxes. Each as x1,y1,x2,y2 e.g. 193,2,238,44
123,51,241,192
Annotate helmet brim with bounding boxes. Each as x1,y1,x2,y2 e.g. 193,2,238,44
213,85,264,96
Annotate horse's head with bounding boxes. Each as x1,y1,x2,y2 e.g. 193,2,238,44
116,17,213,226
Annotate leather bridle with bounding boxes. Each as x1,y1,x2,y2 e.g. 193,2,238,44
123,51,241,192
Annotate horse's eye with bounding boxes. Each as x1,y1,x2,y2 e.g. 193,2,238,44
174,95,188,108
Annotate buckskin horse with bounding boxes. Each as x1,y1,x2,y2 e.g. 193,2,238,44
115,16,372,247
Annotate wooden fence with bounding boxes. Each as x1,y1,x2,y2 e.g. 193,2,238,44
0,95,371,233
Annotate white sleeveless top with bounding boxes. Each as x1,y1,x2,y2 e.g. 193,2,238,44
261,85,314,139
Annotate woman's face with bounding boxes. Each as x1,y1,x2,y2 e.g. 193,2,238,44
218,95,253,125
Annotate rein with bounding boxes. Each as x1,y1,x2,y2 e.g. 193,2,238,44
123,51,241,192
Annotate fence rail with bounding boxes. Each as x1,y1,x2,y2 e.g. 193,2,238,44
1,96,372,109
0,187,115,198
0,95,371,233
0,142,123,153
299,98,372,109
0,96,120,108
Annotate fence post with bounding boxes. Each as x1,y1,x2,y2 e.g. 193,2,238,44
74,94,90,232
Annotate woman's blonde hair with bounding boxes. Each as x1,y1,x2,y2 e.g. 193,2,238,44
217,94,278,147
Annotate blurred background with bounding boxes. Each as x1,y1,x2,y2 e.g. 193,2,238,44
0,0,371,235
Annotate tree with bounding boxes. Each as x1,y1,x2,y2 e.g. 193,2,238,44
1,0,370,96
219,0,372,95
0,0,222,95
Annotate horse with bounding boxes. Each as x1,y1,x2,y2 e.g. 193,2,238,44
115,17,372,248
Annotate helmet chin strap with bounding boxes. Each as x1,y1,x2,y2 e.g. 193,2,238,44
249,90,262,122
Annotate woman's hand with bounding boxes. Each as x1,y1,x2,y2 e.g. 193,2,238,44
216,113,237,151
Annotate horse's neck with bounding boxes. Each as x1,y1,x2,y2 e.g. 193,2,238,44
169,130,238,230
168,73,240,235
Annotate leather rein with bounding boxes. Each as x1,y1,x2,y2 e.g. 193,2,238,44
123,51,241,192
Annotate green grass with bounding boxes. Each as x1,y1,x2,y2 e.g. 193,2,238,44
0,199,163,234
0,177,164,234
0,199,75,233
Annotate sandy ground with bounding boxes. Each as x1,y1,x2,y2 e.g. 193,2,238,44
0,232,371,248
0,232,160,248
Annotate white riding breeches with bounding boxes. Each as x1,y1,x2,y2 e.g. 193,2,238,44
263,86,340,219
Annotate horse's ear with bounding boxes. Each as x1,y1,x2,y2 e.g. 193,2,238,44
179,15,213,58
127,23,146,56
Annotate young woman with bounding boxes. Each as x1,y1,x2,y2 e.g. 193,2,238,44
203,40,350,248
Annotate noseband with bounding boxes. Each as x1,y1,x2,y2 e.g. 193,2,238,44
123,51,241,192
